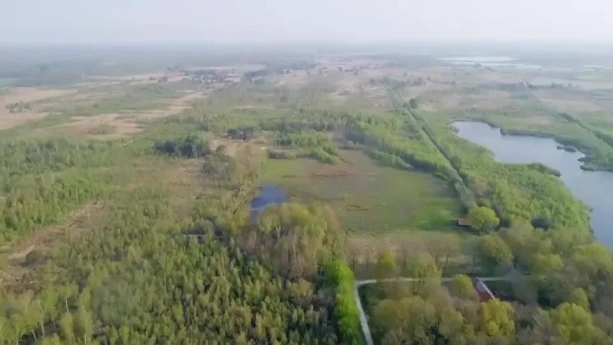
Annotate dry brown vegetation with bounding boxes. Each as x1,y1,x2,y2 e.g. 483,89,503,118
210,136,267,158
0,87,78,129
39,91,204,139
534,90,603,112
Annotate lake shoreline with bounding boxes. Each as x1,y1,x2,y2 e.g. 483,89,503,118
460,120,613,173
453,121,613,247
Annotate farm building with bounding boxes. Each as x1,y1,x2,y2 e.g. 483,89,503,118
472,278,496,302
457,218,470,227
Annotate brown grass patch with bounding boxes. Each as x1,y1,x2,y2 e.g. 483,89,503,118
310,166,353,178
0,87,78,129
535,94,602,112
272,71,310,89
48,92,204,139
518,116,555,126
0,87,77,104
87,72,184,83
54,113,144,139
128,92,204,122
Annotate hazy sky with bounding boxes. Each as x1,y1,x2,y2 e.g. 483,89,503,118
3,0,613,44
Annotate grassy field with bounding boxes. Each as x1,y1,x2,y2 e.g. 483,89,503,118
260,149,462,233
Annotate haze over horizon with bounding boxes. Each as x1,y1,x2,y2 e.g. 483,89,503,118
3,0,613,44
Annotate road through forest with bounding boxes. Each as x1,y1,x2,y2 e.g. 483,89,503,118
354,275,519,345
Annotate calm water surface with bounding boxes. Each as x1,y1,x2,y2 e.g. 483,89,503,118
454,121,613,247
250,184,286,219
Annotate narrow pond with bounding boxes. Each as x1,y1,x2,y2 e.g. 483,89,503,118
454,121,613,247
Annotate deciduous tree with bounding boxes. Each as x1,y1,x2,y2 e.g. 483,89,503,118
468,206,500,234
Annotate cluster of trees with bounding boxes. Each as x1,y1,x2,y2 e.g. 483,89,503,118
241,203,343,279
275,130,340,164
466,206,500,234
153,134,211,159
364,249,517,345
362,222,613,345
226,126,258,140
0,139,129,244
323,261,362,345
1,203,345,345
0,170,112,244
1,146,355,344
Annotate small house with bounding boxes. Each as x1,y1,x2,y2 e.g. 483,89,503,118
472,278,495,302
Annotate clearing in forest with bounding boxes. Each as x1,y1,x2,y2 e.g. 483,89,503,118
260,150,462,233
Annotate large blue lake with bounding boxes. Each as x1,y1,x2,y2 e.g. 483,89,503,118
454,121,613,247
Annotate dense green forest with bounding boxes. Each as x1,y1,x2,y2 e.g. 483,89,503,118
0,135,357,344
0,139,132,244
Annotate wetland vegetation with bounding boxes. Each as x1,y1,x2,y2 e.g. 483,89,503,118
2,44,613,345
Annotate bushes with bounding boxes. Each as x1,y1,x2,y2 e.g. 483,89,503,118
268,149,298,160
324,260,363,345
309,146,340,164
275,130,341,164
0,138,124,243
154,134,211,158
364,147,411,170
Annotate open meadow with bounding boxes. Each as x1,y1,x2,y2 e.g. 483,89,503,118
261,149,462,233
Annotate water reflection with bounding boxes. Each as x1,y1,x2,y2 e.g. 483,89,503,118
454,121,613,247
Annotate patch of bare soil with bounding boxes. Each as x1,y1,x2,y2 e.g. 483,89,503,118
346,204,369,212
130,92,205,122
310,167,353,179
209,136,268,162
209,138,245,157
186,64,266,73
433,93,463,110
49,92,204,139
0,87,78,129
0,87,77,104
55,113,144,139
273,71,310,89
535,93,602,112
88,72,184,83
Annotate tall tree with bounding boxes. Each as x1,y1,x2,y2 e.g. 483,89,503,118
477,299,515,339
373,297,436,345
467,206,500,234
449,274,478,301
478,235,514,275
404,252,441,296
376,250,398,282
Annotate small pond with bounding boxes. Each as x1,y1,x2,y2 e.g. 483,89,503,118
453,121,613,247
250,184,286,219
